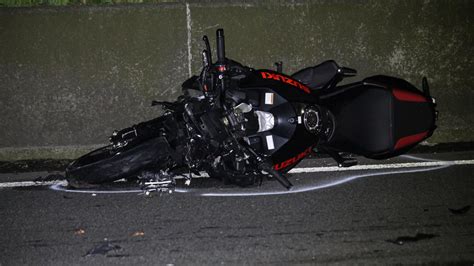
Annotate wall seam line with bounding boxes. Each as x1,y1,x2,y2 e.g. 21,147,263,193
186,2,192,77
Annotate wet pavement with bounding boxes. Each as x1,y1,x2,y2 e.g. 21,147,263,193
0,151,473,264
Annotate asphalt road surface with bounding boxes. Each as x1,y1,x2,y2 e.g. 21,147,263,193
1,151,473,265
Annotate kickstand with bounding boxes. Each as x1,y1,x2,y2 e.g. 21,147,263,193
318,147,357,168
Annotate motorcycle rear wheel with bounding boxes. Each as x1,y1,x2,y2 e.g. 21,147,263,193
66,137,170,188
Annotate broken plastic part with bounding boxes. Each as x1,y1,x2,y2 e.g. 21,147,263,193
74,228,86,236
131,231,145,237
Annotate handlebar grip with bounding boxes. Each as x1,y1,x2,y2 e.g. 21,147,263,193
216,29,225,63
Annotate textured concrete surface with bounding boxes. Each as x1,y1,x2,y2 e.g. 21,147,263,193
1,1,473,159
0,4,189,159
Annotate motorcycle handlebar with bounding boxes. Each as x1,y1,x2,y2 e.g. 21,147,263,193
216,29,225,64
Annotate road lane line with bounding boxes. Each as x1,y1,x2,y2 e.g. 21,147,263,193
0,180,66,188
1,159,473,189
287,159,474,174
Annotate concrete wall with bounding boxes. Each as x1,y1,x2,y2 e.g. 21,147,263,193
1,1,473,160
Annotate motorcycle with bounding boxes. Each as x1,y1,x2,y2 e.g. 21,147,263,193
66,29,437,192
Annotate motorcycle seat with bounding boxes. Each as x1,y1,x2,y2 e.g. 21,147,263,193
292,60,339,90
323,76,436,159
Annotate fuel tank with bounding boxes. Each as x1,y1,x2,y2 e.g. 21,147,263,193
238,70,323,171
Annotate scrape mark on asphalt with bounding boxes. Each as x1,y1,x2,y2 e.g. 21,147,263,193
85,241,122,257
200,164,450,197
386,233,439,245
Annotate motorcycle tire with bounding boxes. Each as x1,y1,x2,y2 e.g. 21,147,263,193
66,136,170,188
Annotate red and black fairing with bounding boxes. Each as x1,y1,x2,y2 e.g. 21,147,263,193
320,75,437,159
237,70,323,171
237,68,437,172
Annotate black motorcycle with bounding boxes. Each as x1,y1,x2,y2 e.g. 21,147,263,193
66,29,437,191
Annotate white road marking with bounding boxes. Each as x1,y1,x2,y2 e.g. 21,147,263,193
0,180,66,188
287,159,474,174
0,159,473,189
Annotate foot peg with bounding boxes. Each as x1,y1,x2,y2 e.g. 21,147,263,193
337,158,358,168
320,148,358,168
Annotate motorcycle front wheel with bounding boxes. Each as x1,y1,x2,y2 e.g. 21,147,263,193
66,136,170,188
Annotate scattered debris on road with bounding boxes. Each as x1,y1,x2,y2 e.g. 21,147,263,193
448,205,471,215
85,241,122,256
386,233,439,245
74,228,86,236
131,231,145,237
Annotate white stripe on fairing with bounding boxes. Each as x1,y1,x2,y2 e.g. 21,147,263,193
265,93,274,105
0,159,473,189
266,135,275,150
